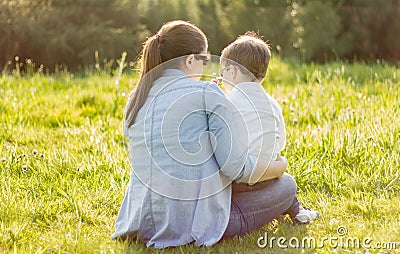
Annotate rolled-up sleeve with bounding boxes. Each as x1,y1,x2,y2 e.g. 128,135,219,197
203,83,255,183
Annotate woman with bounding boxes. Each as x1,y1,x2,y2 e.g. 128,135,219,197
112,20,299,248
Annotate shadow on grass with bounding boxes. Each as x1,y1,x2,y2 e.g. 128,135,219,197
120,218,313,254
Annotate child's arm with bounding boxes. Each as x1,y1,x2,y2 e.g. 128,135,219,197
250,155,288,183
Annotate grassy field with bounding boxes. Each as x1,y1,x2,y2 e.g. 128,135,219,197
1,58,399,253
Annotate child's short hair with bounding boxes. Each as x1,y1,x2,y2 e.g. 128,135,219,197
221,32,271,80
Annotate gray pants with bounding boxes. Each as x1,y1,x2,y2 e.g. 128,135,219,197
223,173,300,238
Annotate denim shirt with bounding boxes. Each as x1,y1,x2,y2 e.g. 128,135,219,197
112,69,256,248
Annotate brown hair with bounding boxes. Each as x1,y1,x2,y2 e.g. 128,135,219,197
221,31,271,80
125,20,207,127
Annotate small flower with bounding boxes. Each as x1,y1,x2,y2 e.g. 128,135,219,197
40,154,45,158
211,78,218,84
32,149,38,155
329,218,339,226
22,165,28,171
1,157,6,163
293,118,299,124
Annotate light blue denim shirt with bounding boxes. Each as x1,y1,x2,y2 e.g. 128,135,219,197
112,69,256,248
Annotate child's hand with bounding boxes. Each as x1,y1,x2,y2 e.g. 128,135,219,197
210,72,219,85
211,78,219,84
210,76,229,94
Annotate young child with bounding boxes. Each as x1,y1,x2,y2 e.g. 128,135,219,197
220,32,320,223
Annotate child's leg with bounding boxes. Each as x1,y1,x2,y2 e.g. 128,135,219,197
285,196,320,224
284,196,300,218
231,180,273,193
223,173,297,238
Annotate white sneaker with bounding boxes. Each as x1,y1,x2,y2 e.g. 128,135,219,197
293,206,320,224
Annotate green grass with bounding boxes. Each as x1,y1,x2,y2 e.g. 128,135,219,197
1,58,399,253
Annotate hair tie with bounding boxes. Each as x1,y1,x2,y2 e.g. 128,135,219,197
156,33,163,43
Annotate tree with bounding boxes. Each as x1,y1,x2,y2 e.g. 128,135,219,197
292,1,341,61
0,0,147,71
196,0,230,54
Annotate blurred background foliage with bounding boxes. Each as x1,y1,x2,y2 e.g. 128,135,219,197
0,0,399,72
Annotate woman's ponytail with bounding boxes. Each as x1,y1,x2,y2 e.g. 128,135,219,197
125,35,162,127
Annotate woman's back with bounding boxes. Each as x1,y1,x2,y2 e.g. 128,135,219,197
113,69,250,247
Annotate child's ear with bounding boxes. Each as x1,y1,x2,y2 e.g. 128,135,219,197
185,54,194,70
232,65,238,80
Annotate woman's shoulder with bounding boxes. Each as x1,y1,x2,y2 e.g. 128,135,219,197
202,81,225,95
177,78,225,96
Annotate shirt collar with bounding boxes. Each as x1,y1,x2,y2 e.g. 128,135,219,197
162,68,187,77
149,69,189,95
234,81,263,92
